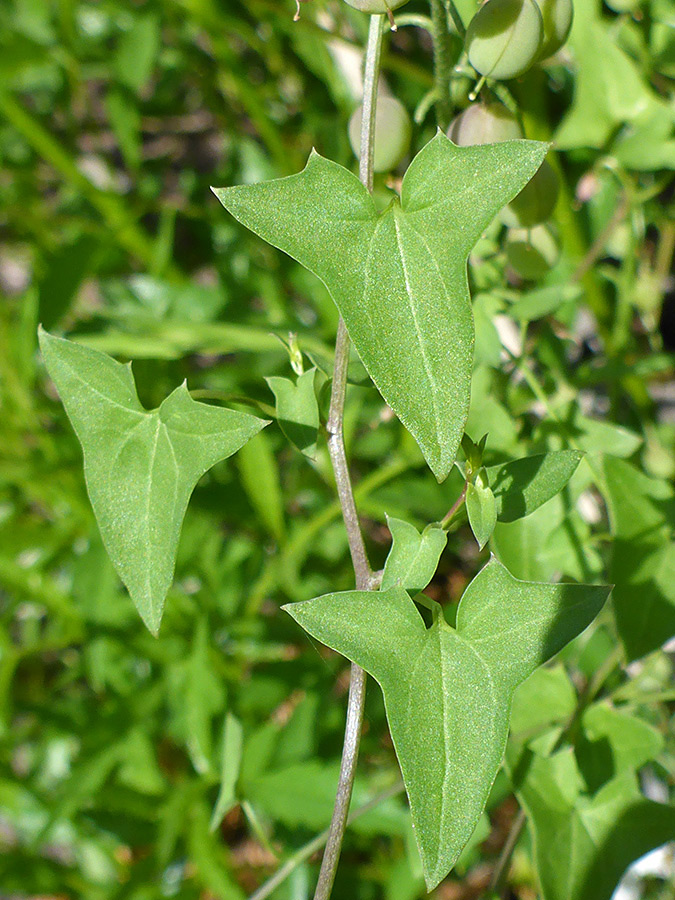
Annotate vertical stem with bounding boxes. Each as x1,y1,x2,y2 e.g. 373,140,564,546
429,0,453,130
445,0,466,37
315,14,384,900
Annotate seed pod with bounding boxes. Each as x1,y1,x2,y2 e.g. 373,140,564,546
348,95,411,173
447,102,523,145
503,159,559,227
466,0,543,81
506,224,559,279
342,0,410,12
533,0,573,60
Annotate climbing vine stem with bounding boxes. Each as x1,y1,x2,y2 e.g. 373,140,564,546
315,13,384,900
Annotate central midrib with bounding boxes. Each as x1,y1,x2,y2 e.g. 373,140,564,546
392,209,442,449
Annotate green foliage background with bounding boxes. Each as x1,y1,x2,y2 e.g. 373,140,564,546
0,0,674,898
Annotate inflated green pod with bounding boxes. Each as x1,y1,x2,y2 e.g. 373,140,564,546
534,0,573,60
348,96,411,172
465,0,543,80
506,224,559,279
503,159,559,227
447,102,523,145
343,0,410,12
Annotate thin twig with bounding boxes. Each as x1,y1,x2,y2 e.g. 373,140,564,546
571,192,629,284
249,782,405,900
441,481,468,530
315,14,385,900
490,809,526,898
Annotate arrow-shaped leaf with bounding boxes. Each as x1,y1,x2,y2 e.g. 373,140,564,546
284,558,609,888
39,328,267,633
266,367,320,458
381,516,447,595
214,133,547,480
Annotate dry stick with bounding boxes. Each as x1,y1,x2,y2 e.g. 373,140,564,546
315,14,385,900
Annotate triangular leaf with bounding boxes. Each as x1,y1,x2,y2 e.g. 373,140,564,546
39,328,267,633
466,467,497,549
266,367,320,457
214,133,548,480
283,558,609,888
381,516,447,595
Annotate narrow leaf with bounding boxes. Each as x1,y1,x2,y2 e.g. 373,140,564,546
39,328,267,633
283,558,609,888
214,133,548,480
236,430,286,544
488,450,583,522
211,713,244,831
381,516,447,595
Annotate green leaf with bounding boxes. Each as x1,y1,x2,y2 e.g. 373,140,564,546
114,11,161,94
602,456,675,659
510,664,577,736
564,405,642,458
38,328,266,633
105,87,141,171
188,799,245,900
555,0,672,163
577,703,664,792
244,760,408,836
513,750,675,900
214,133,548,480
117,729,165,796
210,713,244,831
183,618,226,775
492,489,602,584
506,284,582,322
381,516,447,594
283,558,609,888
236,430,286,544
488,451,583,522
266,367,320,457
466,468,497,550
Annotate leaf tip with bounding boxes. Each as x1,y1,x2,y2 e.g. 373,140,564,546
142,613,162,638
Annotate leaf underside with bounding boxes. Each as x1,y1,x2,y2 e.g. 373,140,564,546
284,558,609,888
39,328,267,633
214,132,548,480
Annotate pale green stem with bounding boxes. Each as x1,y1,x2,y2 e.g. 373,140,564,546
445,0,467,36
316,14,385,900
